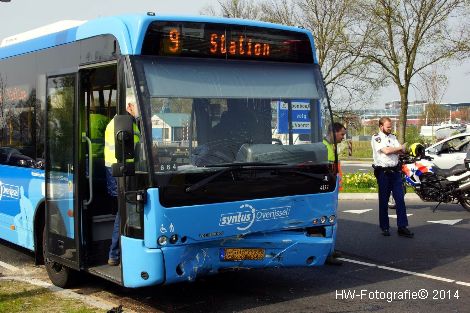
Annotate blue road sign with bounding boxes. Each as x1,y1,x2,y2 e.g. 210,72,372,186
277,100,311,134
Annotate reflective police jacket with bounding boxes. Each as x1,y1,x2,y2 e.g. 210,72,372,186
104,115,140,167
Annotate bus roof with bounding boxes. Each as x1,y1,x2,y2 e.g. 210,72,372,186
0,20,86,47
0,13,316,62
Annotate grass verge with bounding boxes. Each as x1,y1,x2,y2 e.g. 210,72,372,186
341,186,415,193
0,280,105,313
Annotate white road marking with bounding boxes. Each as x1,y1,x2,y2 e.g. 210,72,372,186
389,214,413,218
0,260,19,272
427,219,463,225
337,258,376,267
339,257,469,287
456,281,470,287
342,163,372,167
343,209,373,214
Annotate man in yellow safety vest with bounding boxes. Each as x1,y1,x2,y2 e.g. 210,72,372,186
104,90,140,266
323,122,346,266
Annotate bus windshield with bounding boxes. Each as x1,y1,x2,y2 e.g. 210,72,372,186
132,57,332,175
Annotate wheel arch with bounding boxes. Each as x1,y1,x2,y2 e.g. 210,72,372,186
33,200,46,265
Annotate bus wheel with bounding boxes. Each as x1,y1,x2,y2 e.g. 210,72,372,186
42,226,77,288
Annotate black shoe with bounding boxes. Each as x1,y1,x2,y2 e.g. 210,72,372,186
108,258,120,266
325,255,343,266
398,227,414,238
382,229,391,236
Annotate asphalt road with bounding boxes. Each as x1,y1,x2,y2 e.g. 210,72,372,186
1,199,469,312
341,160,373,174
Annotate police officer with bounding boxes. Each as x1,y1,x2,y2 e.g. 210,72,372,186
104,90,140,266
371,117,414,238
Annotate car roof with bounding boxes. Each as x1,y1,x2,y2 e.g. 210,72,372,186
427,132,470,149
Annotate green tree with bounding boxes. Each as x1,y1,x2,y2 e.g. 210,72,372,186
403,124,423,145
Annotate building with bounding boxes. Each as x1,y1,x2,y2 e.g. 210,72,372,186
151,113,191,145
357,100,456,128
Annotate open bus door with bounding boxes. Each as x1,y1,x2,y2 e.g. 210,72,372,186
44,73,81,287
78,63,124,285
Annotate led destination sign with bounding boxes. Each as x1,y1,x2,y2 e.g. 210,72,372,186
142,22,313,63
209,32,270,57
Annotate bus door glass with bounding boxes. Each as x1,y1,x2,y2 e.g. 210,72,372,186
45,74,79,267
79,65,119,264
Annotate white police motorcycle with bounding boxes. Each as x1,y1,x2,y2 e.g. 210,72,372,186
388,143,470,212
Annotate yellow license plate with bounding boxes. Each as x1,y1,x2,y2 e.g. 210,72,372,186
221,248,265,261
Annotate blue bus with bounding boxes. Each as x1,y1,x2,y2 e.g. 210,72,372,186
0,13,338,288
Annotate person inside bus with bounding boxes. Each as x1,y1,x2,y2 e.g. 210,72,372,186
323,122,346,266
90,108,110,159
104,90,140,266
210,100,257,158
89,108,110,188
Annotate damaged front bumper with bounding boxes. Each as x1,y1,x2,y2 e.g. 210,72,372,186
121,227,334,287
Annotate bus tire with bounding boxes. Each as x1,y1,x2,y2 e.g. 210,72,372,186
42,226,77,288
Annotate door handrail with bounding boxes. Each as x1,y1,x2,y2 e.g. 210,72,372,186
82,133,93,206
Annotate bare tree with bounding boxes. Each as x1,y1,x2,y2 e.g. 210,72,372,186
204,0,375,110
420,103,449,125
259,0,298,26
419,66,448,107
358,0,467,143
297,0,377,109
258,0,376,109
200,0,261,19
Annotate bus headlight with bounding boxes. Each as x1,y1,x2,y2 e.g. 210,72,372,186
329,215,336,223
157,236,168,246
170,234,178,244
320,216,327,224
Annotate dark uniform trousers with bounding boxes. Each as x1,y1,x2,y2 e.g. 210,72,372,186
374,167,409,230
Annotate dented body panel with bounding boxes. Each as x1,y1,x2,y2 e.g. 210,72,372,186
120,187,337,287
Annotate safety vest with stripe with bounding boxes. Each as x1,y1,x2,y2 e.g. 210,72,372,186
323,138,343,190
104,116,140,167
90,113,110,158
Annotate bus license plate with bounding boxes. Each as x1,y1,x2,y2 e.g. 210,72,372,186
221,248,265,261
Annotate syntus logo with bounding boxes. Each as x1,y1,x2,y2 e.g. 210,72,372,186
219,204,291,231
219,204,256,231
0,181,20,200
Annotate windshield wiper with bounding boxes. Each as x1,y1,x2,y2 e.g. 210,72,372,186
185,162,287,193
205,162,286,168
281,170,334,182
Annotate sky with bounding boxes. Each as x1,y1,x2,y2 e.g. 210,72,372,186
1,0,469,108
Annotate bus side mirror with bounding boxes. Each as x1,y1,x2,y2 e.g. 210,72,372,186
112,115,135,177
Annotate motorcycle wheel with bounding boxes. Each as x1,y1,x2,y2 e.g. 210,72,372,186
459,194,470,212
